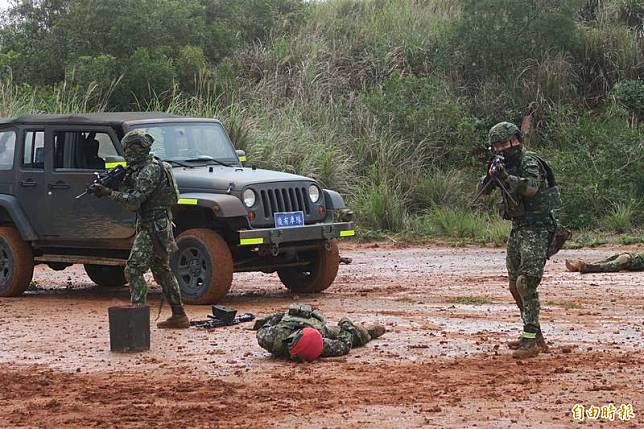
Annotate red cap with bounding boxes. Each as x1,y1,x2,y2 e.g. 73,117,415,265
288,328,323,362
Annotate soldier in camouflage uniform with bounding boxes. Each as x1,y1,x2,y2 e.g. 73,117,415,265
479,122,562,359
254,304,385,361
94,130,190,329
566,252,644,273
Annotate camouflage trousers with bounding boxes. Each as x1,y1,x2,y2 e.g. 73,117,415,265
506,223,554,331
126,227,182,306
581,252,644,273
256,321,372,359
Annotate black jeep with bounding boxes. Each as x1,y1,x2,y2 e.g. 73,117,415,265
0,113,354,303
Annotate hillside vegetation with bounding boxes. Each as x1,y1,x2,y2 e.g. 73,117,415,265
0,0,642,244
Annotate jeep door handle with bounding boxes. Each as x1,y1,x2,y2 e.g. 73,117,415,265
20,179,37,188
48,181,71,190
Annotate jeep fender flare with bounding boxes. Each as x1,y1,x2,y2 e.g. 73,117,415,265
176,193,248,218
0,195,37,241
323,189,346,210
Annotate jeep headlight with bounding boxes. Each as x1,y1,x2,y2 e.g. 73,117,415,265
243,189,256,207
308,185,321,203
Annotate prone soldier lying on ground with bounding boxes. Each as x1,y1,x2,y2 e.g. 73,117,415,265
253,304,385,362
566,252,644,273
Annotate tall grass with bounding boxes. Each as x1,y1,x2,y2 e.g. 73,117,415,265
600,200,641,232
0,0,641,244
0,76,111,116
413,207,511,245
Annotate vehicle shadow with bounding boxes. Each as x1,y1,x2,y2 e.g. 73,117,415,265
20,284,324,307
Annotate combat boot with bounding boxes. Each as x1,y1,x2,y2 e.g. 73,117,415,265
565,259,586,272
157,305,190,329
338,318,370,346
508,332,548,352
512,337,542,359
512,328,545,359
366,324,385,339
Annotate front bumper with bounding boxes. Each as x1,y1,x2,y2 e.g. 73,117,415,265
238,222,355,246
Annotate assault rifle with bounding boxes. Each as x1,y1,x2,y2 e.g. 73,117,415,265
75,165,127,199
191,313,255,329
472,153,518,206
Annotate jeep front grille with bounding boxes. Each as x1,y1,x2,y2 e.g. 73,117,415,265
259,187,311,219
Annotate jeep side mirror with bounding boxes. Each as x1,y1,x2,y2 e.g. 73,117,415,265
103,155,126,169
236,150,247,164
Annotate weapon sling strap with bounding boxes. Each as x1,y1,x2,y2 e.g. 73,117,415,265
531,153,557,188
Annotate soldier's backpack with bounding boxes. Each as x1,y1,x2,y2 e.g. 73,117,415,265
531,154,571,258
150,157,180,206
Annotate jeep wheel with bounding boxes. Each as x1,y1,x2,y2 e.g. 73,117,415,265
172,229,233,304
277,240,339,293
84,264,127,288
0,227,34,297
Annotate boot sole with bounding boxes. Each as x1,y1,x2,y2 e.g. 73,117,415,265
512,348,541,359
157,324,190,329
508,339,548,351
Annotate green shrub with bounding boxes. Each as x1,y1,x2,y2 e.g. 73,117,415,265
614,79,644,123
409,168,471,211
353,180,408,232
599,200,640,232
573,23,640,99
443,0,578,82
361,72,482,166
542,106,644,228
414,207,510,244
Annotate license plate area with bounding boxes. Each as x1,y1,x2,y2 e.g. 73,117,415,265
274,211,305,228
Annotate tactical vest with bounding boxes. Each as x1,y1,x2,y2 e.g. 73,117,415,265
140,157,180,212
505,152,561,224
280,313,326,331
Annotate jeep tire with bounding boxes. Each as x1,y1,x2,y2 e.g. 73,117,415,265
84,264,127,288
0,227,34,297
172,229,233,304
277,240,339,293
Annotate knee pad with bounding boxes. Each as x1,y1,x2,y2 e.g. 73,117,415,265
518,275,540,299
509,279,518,294
516,275,527,296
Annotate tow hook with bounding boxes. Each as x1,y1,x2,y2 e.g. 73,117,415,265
271,243,280,257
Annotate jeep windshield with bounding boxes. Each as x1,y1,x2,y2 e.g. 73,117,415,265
130,122,239,166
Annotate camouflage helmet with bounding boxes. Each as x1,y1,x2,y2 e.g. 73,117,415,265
122,129,154,150
288,327,323,362
488,122,522,145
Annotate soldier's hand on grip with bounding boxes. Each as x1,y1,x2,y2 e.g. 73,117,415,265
491,163,509,181
92,184,112,198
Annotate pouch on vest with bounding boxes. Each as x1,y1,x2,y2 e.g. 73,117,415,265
288,304,313,319
547,223,571,258
498,199,526,220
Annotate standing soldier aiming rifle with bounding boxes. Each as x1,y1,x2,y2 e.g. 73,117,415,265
92,130,190,329
477,122,564,359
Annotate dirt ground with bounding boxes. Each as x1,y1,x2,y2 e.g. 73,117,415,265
1,243,642,428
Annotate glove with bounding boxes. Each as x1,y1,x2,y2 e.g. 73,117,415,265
92,184,112,198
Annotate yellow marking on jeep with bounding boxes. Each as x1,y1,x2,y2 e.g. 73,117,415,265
240,237,264,246
178,198,198,205
340,229,356,237
105,161,127,169
238,156,247,162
